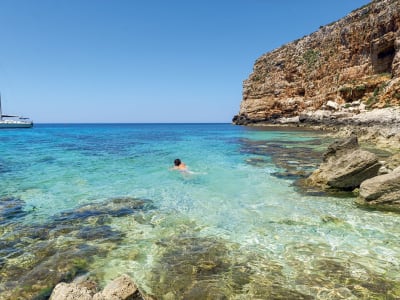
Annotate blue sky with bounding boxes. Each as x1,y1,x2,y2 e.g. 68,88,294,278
0,0,371,123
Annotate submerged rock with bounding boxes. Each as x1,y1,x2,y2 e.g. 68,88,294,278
150,235,248,298
283,242,400,299
76,225,123,241
0,196,155,300
147,233,314,299
0,197,29,225
55,197,154,223
240,137,325,180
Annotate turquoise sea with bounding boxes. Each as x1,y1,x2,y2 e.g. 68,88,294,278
1,123,400,299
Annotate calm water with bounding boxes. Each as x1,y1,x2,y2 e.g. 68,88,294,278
1,123,399,299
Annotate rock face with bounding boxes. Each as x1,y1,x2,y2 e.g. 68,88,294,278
304,135,400,210
358,166,400,206
233,0,400,125
306,136,382,190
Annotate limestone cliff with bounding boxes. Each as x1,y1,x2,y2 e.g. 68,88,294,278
233,0,400,125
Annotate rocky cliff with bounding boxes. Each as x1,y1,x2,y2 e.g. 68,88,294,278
233,0,400,125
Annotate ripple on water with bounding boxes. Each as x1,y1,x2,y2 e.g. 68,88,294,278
0,196,155,300
1,125,400,299
0,197,29,226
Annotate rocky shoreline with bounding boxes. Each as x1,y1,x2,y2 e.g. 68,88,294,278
235,107,400,151
234,106,400,212
303,134,400,209
233,0,400,130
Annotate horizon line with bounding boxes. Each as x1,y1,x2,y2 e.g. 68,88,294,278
32,122,233,124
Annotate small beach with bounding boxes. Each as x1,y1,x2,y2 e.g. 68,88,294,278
1,123,400,299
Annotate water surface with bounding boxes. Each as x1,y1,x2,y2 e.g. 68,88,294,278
1,124,399,299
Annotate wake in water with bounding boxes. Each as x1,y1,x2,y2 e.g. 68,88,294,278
170,158,207,176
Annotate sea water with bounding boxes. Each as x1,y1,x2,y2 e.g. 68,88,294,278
1,123,399,299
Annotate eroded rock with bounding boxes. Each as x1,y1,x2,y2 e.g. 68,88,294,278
233,0,400,125
50,274,144,300
306,136,381,190
93,274,140,300
358,166,400,207
50,282,94,300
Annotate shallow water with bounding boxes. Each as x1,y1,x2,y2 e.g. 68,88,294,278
0,124,399,299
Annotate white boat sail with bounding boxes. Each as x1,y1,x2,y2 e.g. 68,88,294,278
0,93,33,128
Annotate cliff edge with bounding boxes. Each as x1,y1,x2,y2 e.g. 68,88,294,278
233,0,400,126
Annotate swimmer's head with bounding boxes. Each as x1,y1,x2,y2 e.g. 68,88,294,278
174,159,181,166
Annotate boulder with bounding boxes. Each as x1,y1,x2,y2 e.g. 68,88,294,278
50,274,143,300
298,110,333,124
327,149,382,189
50,282,94,300
386,152,400,171
93,274,139,300
326,100,339,110
306,136,381,190
358,166,400,206
322,134,358,162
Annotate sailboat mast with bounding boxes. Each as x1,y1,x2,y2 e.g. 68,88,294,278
0,92,2,121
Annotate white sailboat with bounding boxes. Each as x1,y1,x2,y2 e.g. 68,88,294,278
0,93,33,128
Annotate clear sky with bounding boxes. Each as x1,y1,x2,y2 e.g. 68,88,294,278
0,0,371,123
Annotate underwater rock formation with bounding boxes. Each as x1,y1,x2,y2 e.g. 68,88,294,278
239,135,326,181
0,197,29,225
0,196,154,300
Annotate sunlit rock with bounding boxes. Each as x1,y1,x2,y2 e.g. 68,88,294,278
306,136,381,190
93,274,139,300
358,166,400,208
50,282,94,300
233,0,400,125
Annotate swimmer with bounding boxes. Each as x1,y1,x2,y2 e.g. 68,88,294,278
172,158,188,171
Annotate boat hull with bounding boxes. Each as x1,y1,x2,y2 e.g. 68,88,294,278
0,121,33,128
